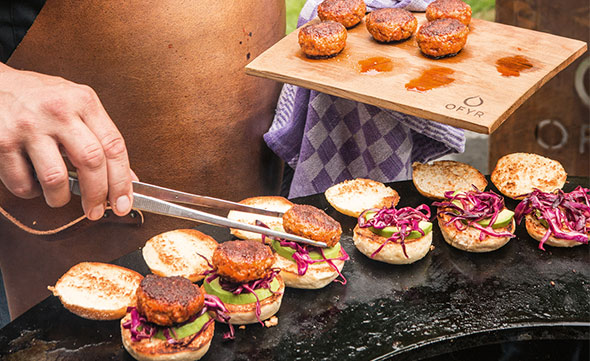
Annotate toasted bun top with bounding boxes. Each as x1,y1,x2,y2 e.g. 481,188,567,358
491,153,567,199
325,178,400,217
142,229,218,282
227,196,294,241
48,262,143,320
412,161,487,200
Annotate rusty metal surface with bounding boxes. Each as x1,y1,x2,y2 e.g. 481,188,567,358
0,177,588,360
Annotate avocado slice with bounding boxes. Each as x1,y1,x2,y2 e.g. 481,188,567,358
203,277,279,305
477,208,514,228
369,221,432,239
153,312,211,340
271,240,341,261
363,212,432,239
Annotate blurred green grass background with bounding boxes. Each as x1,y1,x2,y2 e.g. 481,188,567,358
286,0,495,33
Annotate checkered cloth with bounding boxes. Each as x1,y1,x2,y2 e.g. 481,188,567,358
264,0,466,199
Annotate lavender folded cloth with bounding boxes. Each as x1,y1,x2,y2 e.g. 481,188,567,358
264,0,466,199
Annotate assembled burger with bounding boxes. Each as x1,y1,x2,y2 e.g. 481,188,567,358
265,204,349,289
121,274,230,361
203,240,285,325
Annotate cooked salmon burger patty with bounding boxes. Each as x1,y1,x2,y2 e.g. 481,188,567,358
283,204,342,247
426,0,472,26
136,274,205,326
317,0,366,28
212,240,275,283
298,20,347,59
365,8,417,42
416,18,469,58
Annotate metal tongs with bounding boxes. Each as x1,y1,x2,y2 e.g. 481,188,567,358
68,175,328,247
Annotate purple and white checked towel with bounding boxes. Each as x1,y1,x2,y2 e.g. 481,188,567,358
264,0,466,199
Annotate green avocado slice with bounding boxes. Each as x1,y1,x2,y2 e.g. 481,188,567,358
203,277,279,305
448,196,514,229
363,212,432,239
477,208,514,228
271,240,341,261
153,312,211,340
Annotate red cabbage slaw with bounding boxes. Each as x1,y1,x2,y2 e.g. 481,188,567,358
514,186,590,250
204,268,282,326
357,204,431,258
122,293,234,343
433,189,515,240
256,221,349,285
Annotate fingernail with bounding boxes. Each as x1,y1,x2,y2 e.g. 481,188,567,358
89,205,105,220
116,195,131,214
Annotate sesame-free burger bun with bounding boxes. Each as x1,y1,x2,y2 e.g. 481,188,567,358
48,262,143,320
438,213,514,252
227,196,294,242
525,214,585,248
120,313,214,361
142,229,218,282
491,153,567,199
352,225,432,264
325,178,400,217
412,161,487,200
273,250,345,289
224,276,285,325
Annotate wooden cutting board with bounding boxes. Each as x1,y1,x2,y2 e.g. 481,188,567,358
245,14,587,134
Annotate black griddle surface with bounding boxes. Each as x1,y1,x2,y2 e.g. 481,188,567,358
1,177,588,360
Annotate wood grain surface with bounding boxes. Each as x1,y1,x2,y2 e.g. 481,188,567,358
245,14,587,134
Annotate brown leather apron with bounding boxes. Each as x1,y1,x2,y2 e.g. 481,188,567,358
1,0,285,318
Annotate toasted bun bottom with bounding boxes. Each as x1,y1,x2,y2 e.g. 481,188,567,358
274,251,345,289
525,214,585,248
438,215,514,252
120,314,213,361
225,275,285,325
353,225,432,264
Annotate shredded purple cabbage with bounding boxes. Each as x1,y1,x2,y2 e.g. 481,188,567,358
433,189,515,241
204,269,282,326
122,293,234,343
256,220,349,284
514,186,590,250
277,239,349,284
357,204,431,258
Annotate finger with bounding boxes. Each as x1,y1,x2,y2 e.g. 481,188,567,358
25,137,71,208
130,169,139,182
0,150,42,199
78,86,133,216
56,120,108,220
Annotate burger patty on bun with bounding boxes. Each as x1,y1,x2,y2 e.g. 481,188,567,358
213,240,276,283
136,274,205,326
283,204,342,247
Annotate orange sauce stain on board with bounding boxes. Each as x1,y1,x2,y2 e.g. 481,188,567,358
405,67,455,92
495,55,533,77
358,56,393,73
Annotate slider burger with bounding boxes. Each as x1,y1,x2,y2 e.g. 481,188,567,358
434,189,516,252
121,274,230,361
353,205,433,264
515,186,590,249
264,204,349,289
203,240,285,325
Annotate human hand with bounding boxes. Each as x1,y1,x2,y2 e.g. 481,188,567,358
0,64,133,220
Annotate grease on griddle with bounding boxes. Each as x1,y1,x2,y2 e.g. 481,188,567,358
495,55,533,77
405,66,455,92
358,56,393,74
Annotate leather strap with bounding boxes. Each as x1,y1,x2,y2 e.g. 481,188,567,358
0,203,144,235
